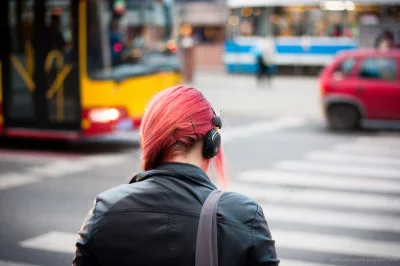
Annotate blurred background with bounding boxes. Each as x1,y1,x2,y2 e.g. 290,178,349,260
0,0,400,265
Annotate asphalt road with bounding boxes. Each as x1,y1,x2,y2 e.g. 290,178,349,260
0,116,400,266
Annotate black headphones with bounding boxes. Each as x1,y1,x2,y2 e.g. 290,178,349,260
202,107,222,159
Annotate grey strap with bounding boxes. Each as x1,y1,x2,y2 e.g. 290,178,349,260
195,190,224,266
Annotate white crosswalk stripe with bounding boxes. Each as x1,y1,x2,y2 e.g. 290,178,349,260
275,160,400,180
231,184,400,211
334,143,400,157
305,151,400,167
0,154,134,191
237,169,400,193
0,173,42,190
256,204,400,232
27,161,92,178
274,230,400,259
355,136,400,147
222,117,307,143
20,231,76,254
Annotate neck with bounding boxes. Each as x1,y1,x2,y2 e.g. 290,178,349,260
169,154,203,169
168,142,207,172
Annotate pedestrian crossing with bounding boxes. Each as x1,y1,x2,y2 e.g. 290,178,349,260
229,134,400,265
2,133,400,266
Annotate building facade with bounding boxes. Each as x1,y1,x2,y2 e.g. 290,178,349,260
175,0,227,68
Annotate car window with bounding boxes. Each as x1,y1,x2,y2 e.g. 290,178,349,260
335,58,356,76
358,57,398,81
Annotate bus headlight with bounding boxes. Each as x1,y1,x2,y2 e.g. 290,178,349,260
88,108,120,123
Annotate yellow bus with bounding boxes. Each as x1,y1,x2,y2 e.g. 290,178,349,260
0,0,181,140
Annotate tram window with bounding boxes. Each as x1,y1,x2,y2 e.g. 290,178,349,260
304,5,381,39
227,8,267,37
271,6,304,37
229,5,390,39
303,8,346,37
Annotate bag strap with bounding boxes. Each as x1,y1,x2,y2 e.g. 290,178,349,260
195,190,224,266
130,170,224,266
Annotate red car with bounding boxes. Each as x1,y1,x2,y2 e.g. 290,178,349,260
319,49,400,130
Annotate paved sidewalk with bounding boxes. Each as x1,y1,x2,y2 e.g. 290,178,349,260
192,70,323,120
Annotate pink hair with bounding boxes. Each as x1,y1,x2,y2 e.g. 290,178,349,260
139,85,226,186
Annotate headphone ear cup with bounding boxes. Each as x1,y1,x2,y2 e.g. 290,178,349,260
203,129,221,159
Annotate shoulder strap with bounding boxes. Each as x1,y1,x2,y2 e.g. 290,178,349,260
195,190,224,266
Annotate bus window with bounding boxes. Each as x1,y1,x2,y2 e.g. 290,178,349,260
125,0,173,53
86,0,112,76
45,7,67,52
44,0,79,123
7,0,35,120
86,0,177,78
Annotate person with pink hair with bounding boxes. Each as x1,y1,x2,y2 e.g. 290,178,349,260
73,85,279,266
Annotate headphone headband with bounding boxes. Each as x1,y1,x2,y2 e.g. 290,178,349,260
209,102,222,129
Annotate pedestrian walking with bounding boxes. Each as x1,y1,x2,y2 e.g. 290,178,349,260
375,30,395,51
73,85,280,266
256,39,275,87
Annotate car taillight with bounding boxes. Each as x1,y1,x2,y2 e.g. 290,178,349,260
88,108,120,123
132,117,142,129
319,80,328,95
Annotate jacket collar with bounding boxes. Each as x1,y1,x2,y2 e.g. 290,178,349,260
132,162,217,190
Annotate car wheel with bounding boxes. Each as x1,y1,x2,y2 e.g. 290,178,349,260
327,104,361,131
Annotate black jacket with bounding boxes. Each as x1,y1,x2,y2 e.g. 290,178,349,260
73,162,279,266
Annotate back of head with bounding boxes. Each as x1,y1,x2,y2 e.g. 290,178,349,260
140,85,226,185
